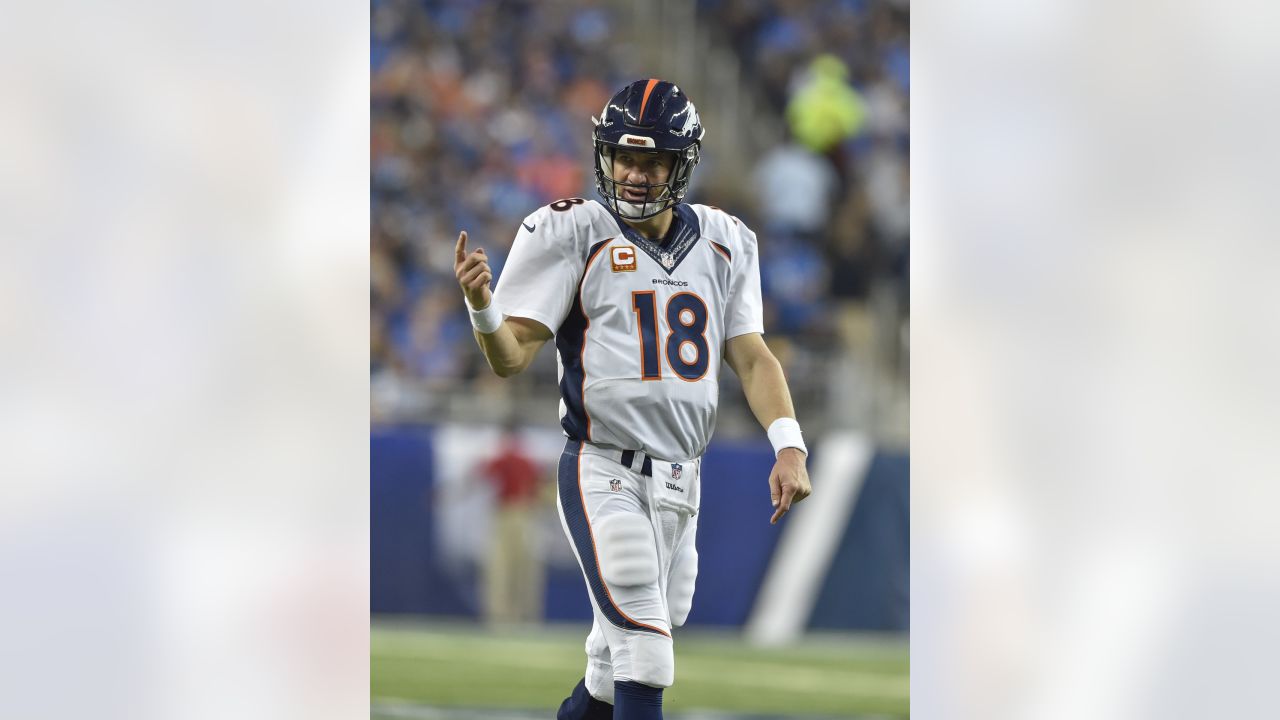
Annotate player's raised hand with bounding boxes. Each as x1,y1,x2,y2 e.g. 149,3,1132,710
769,448,812,524
454,230,493,309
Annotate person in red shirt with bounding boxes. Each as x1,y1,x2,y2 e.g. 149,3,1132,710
477,426,548,625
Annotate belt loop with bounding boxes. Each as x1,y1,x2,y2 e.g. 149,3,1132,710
617,448,652,477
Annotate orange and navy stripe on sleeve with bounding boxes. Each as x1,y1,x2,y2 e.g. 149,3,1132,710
555,239,612,442
710,241,732,263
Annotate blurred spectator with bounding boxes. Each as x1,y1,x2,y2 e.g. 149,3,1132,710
752,139,840,243
828,185,878,358
861,136,910,248
830,186,877,292
371,312,395,375
862,66,909,141
476,426,548,626
786,54,867,158
395,287,468,387
761,236,832,336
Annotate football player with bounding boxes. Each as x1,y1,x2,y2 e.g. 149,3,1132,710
453,78,812,720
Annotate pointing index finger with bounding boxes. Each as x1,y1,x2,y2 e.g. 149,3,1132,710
771,485,797,524
454,231,468,263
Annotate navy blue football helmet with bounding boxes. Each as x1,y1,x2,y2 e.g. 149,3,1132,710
592,79,704,221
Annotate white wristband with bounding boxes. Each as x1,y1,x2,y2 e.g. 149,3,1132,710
767,417,807,457
466,298,502,334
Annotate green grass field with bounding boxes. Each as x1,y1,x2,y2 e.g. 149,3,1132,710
372,619,909,718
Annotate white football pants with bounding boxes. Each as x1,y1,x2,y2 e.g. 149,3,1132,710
556,440,701,701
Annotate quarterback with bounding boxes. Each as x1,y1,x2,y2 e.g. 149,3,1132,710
453,78,812,719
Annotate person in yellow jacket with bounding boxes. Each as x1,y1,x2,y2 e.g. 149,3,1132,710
786,54,867,156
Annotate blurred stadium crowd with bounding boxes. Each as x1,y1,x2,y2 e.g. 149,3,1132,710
371,0,909,441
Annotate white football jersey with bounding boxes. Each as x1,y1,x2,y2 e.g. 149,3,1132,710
493,198,764,462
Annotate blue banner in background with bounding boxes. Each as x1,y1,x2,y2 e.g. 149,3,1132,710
371,426,473,616
371,425,908,631
809,453,910,632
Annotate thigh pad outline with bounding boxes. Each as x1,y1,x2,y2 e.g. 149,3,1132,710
595,513,659,588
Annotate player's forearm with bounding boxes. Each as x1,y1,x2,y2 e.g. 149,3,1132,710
474,321,531,378
456,229,519,377
736,351,799,430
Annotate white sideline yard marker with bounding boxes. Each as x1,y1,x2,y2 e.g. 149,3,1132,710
745,430,874,646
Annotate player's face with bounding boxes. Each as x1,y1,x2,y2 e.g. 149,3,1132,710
611,150,675,202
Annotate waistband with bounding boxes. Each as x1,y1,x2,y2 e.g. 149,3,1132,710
575,440,653,477
619,450,652,477
572,440,700,517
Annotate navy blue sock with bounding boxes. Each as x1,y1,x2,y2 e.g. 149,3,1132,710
614,680,663,720
557,678,613,720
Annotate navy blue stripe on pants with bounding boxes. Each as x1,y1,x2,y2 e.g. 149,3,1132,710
558,440,667,636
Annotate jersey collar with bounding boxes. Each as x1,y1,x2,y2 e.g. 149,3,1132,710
608,204,702,275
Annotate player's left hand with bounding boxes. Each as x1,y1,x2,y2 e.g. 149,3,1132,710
769,447,811,524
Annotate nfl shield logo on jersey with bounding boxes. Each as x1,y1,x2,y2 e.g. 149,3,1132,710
671,464,682,481
609,478,621,492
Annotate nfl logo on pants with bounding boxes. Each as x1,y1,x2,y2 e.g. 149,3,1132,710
671,464,681,481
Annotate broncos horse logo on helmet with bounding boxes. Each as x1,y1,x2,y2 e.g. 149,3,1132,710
592,79,704,221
